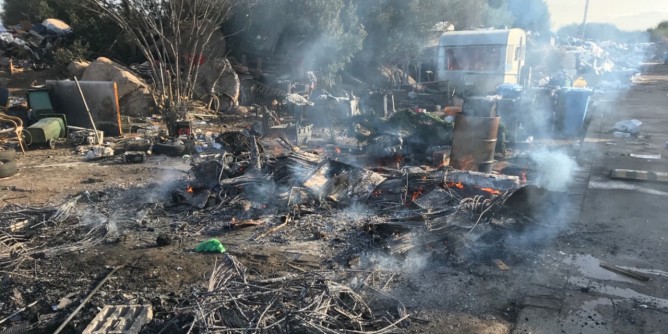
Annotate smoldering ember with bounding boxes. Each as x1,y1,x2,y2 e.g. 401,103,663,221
1,1,668,333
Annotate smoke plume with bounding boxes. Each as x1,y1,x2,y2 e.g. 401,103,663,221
530,148,578,192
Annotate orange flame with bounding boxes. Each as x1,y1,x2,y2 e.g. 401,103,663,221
480,188,501,196
411,187,424,202
186,185,194,194
335,147,342,154
446,182,464,189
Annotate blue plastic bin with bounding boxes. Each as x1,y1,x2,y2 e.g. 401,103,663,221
496,84,524,99
556,88,593,137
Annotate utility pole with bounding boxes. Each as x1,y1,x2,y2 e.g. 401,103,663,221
581,0,590,40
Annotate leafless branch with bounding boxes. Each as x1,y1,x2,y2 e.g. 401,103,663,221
84,0,242,111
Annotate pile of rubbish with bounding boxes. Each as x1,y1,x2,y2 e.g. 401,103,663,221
539,39,645,90
167,123,555,261
0,19,73,67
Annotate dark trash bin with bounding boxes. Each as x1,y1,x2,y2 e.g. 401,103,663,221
0,87,9,107
497,97,521,142
516,87,556,138
556,88,593,137
463,96,497,118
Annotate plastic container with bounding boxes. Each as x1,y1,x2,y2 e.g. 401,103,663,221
497,98,519,119
496,84,523,99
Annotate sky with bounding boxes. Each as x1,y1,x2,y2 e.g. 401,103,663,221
546,0,668,31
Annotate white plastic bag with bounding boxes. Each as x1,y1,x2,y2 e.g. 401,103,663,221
613,119,642,134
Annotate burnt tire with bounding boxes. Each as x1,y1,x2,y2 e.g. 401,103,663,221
0,148,17,161
0,159,18,178
152,140,194,157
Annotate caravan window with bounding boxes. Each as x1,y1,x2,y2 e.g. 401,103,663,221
445,46,501,71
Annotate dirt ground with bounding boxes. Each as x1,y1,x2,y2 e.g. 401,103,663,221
4,65,666,334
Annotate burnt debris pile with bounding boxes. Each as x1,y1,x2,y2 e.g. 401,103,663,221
167,124,559,264
189,254,408,333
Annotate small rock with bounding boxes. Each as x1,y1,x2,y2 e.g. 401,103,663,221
11,288,24,308
67,60,90,78
314,231,327,240
53,297,73,311
347,256,361,269
234,106,250,115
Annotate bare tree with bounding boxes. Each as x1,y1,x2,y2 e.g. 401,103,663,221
86,0,244,117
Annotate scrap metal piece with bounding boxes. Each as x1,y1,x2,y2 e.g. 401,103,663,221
303,161,386,205
123,151,146,163
413,188,455,210
266,123,312,145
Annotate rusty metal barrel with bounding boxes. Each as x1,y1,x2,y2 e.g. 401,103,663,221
449,114,500,173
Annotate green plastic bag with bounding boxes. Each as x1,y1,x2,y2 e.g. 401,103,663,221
195,239,226,253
